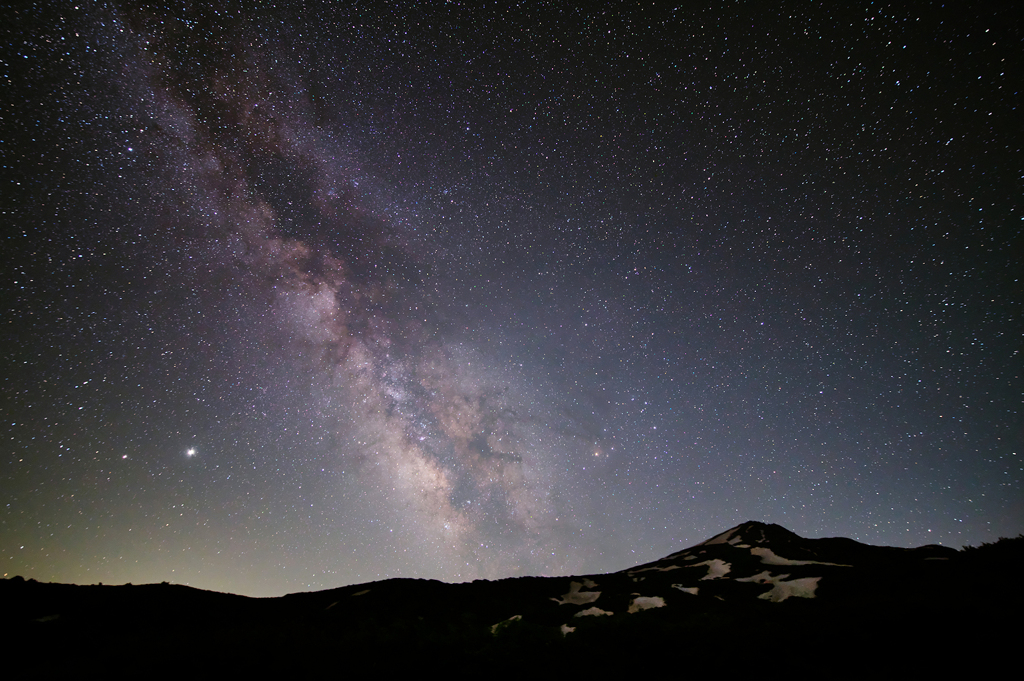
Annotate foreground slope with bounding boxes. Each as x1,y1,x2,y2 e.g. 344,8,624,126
4,521,1019,672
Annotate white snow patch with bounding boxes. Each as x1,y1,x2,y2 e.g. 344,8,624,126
628,596,666,613
761,577,819,602
352,589,370,596
490,614,522,634
737,570,780,585
736,571,821,602
628,564,682,576
672,585,699,595
552,581,601,605
700,527,744,546
751,546,850,567
694,558,731,580
581,578,598,588
575,607,614,617
561,624,576,636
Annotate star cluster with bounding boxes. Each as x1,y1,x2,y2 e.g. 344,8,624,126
2,2,1020,596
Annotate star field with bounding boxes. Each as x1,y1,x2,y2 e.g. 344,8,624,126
2,2,1021,597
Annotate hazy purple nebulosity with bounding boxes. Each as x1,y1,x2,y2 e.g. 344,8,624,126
3,3,1020,596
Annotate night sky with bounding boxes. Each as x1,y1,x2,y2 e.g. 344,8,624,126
4,2,1020,597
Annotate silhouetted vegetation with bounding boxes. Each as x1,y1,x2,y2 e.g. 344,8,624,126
962,533,1024,557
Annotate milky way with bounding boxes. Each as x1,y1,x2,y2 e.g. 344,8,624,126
4,3,1021,596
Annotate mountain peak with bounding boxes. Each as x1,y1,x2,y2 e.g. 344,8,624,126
697,521,802,547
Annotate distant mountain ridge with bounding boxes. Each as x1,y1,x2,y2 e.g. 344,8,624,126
641,519,956,574
4,521,1018,673
603,520,960,606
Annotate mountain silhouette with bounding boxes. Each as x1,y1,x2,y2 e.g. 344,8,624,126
4,522,1017,673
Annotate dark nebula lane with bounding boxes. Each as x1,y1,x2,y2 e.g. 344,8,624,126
3,3,1020,596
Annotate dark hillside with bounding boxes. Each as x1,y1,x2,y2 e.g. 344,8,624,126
4,524,1019,673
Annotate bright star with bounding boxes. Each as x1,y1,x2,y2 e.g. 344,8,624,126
186,448,196,456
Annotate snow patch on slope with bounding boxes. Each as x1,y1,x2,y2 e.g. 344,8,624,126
490,614,522,634
628,596,666,613
736,571,821,602
695,558,731,580
751,546,849,567
700,527,745,546
672,585,699,595
552,581,601,605
575,606,614,617
628,564,682,576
